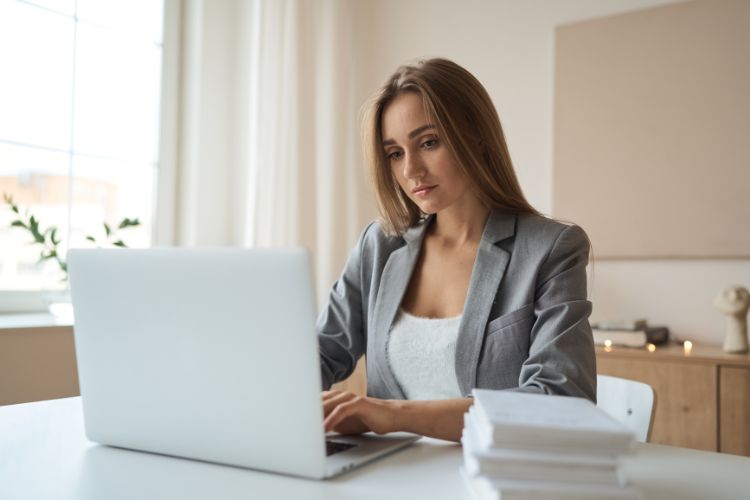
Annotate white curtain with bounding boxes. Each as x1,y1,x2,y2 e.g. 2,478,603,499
164,0,374,304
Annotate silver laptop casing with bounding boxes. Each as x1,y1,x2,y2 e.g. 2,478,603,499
68,248,418,479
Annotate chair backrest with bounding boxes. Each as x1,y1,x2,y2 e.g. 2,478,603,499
596,374,655,443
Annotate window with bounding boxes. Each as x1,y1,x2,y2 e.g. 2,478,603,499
0,0,164,296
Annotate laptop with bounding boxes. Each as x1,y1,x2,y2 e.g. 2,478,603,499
67,248,419,479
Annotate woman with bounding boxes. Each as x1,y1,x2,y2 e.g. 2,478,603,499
318,58,595,443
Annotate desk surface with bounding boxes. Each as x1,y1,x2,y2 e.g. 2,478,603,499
2,398,750,500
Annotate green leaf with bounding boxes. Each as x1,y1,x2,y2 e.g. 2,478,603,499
40,250,57,261
28,216,45,243
3,193,18,213
118,217,141,229
4,193,19,214
6,197,139,262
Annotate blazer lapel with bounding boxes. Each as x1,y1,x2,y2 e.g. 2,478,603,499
371,218,432,399
455,210,517,395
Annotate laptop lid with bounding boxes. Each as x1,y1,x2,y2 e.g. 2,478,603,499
68,248,328,478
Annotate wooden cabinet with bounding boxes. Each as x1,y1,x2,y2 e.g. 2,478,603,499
597,344,750,456
720,366,750,455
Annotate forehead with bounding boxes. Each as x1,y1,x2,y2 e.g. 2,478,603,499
381,92,430,140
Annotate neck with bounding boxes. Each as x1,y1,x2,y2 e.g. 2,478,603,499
729,315,748,328
429,197,490,247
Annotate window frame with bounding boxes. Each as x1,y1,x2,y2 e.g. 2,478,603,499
0,0,180,313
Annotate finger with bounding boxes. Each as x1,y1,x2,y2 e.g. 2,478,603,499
322,392,355,417
321,390,343,403
324,398,361,432
327,398,366,432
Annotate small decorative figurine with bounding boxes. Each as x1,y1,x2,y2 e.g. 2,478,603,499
714,286,750,354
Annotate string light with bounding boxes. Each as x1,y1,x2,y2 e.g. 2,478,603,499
684,340,693,355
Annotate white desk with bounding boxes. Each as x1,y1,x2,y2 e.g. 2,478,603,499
2,398,749,500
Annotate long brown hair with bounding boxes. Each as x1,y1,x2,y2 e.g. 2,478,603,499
362,58,540,236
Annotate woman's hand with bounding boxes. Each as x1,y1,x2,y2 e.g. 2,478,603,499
322,392,473,442
322,390,399,435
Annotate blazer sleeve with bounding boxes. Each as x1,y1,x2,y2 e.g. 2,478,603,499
316,224,372,390
515,224,597,401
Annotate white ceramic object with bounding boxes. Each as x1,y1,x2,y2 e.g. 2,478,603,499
48,302,75,323
714,286,750,353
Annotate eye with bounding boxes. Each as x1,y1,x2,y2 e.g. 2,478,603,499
386,150,403,161
421,138,439,149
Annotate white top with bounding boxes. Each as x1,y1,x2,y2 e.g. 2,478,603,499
386,308,463,400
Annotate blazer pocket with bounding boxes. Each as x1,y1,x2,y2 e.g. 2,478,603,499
486,303,534,335
477,309,534,389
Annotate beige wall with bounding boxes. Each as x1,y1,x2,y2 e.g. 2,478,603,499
350,0,750,344
554,0,750,258
351,0,685,215
0,326,78,406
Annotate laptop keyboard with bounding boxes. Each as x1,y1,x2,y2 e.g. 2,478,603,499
326,440,357,456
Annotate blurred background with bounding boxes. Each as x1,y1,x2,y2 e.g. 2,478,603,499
1,0,748,346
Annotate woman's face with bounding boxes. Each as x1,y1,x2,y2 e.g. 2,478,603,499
381,92,473,215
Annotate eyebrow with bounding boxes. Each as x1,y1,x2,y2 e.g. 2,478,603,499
382,124,436,146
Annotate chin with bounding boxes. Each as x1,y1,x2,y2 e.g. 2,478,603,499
412,200,443,214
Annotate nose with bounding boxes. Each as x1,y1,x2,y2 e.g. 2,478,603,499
403,151,425,180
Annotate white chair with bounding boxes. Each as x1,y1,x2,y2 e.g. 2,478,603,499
596,374,655,443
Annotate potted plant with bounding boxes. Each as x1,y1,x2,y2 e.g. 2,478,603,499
3,193,141,318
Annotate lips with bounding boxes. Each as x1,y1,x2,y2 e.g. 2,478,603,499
412,185,437,196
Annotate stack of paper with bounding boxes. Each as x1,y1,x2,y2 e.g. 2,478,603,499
591,319,670,348
461,390,642,500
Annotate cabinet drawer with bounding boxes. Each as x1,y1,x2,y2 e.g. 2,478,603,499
597,356,717,451
719,366,750,456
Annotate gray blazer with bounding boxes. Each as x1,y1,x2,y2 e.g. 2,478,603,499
317,210,596,402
